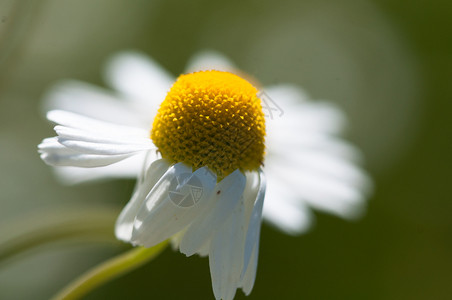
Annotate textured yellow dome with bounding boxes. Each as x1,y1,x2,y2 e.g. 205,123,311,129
151,70,266,180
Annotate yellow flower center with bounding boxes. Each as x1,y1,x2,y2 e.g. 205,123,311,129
151,70,266,180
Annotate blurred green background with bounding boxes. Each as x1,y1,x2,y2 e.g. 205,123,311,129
0,0,451,299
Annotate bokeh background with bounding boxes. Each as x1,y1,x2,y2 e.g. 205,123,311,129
0,0,451,299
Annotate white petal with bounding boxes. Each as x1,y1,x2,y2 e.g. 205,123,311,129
240,240,259,295
263,84,310,106
40,151,132,168
38,137,74,154
38,137,133,167
170,228,188,251
266,160,367,219
272,149,371,191
209,193,247,300
180,169,246,257
263,173,313,235
265,84,347,134
196,238,212,257
185,50,237,73
40,150,132,168
267,131,363,163
264,83,371,220
54,125,153,145
267,102,346,136
46,110,154,156
51,152,148,184
241,170,265,287
104,51,174,106
47,110,149,138
57,138,152,156
42,80,151,128
131,164,217,247
115,159,171,242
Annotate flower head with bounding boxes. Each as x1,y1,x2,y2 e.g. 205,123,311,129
152,70,265,179
38,50,371,300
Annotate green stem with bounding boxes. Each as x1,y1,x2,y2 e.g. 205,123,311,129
0,224,113,264
51,242,169,300
0,207,118,265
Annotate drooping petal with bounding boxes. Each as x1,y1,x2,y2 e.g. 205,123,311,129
209,192,247,300
196,238,212,257
131,163,217,247
169,228,188,251
208,170,265,300
179,169,246,257
240,170,266,294
240,240,259,295
115,159,170,242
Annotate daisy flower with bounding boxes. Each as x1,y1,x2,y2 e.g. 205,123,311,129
38,51,371,300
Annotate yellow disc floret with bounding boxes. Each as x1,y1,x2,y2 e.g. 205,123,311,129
151,70,266,179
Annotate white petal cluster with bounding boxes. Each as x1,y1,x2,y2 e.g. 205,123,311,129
38,50,372,300
115,159,265,299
